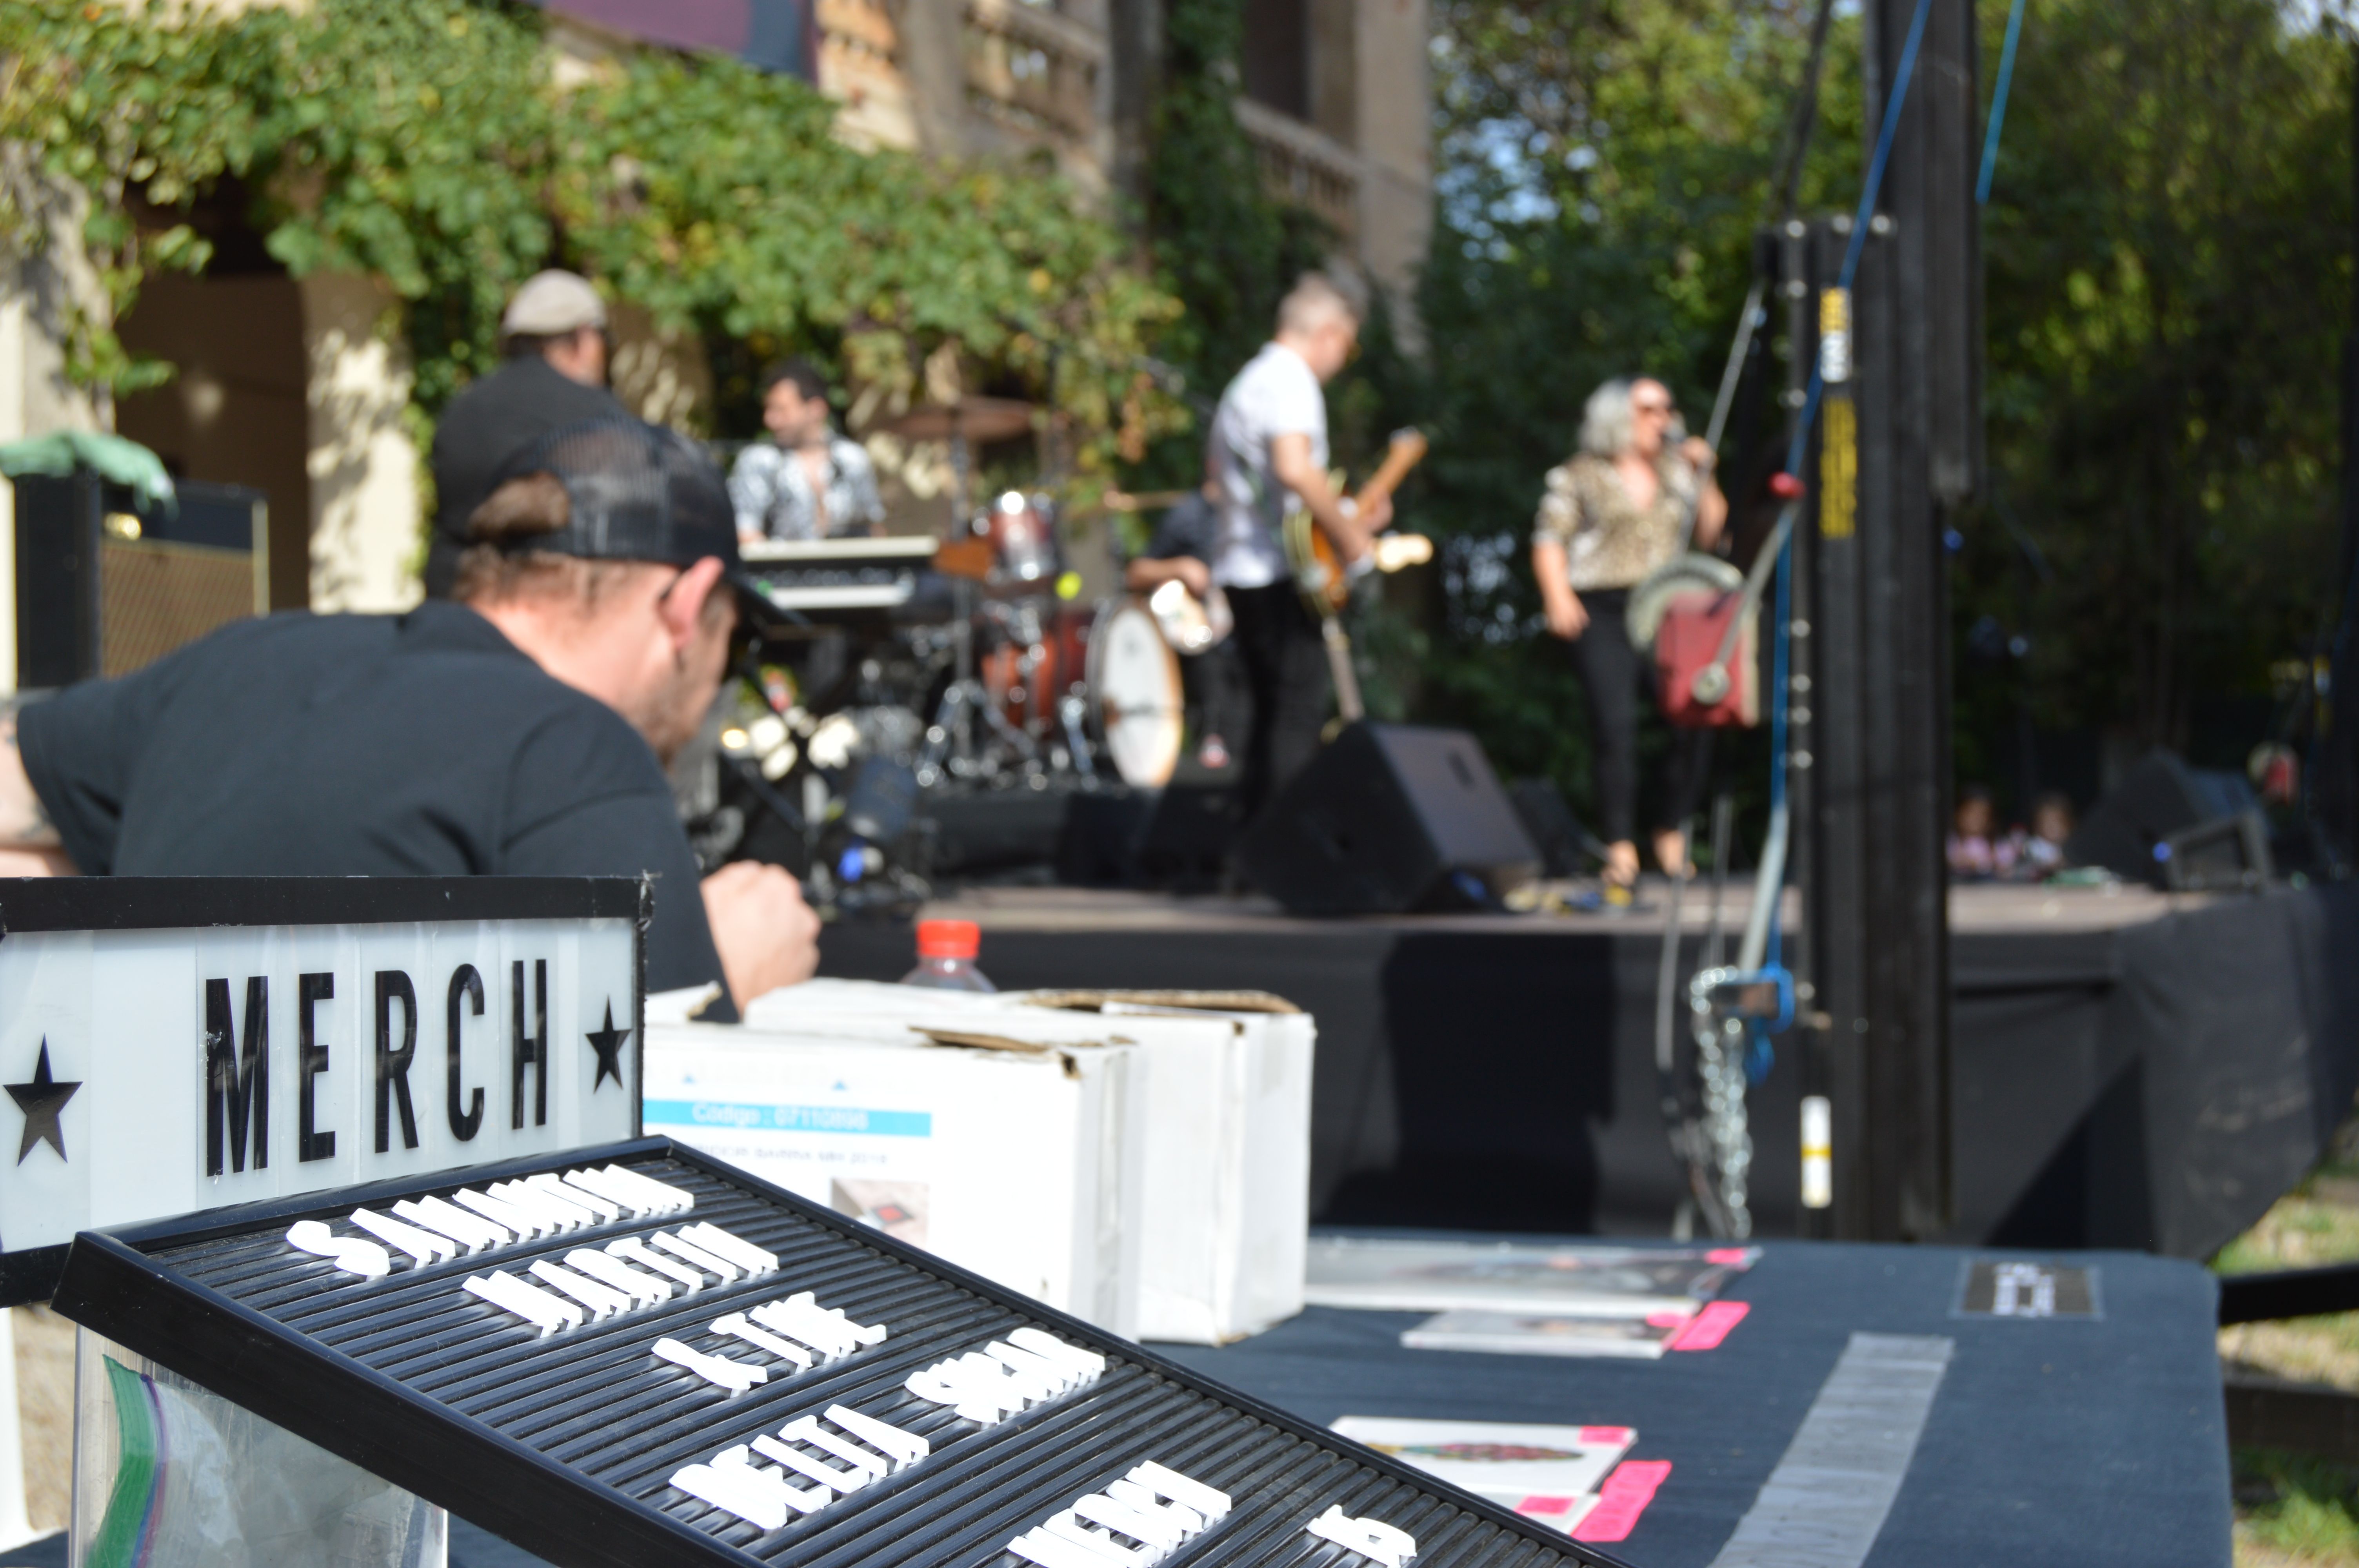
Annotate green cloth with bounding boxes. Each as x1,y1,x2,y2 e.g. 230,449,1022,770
0,430,177,515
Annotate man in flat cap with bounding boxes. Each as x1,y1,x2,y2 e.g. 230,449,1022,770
0,419,817,1017
425,270,631,598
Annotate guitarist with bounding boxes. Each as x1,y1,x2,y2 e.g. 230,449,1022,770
1207,273,1390,817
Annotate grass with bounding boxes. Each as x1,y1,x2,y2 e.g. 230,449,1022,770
2219,1142,2359,1565
2235,1450,2359,1567
2216,1162,2359,1393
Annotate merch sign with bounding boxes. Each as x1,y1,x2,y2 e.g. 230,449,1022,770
0,878,644,1303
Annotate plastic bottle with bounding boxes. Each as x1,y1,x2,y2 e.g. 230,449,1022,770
899,918,996,992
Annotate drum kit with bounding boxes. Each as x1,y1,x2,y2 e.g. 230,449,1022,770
731,398,1188,804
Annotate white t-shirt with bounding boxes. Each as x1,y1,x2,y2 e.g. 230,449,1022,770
1208,341,1327,589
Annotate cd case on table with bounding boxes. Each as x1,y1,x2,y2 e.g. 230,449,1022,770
1400,1310,1691,1359
1305,1237,1757,1318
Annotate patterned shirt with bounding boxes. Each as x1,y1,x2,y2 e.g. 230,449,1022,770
1531,451,1698,592
728,432,886,541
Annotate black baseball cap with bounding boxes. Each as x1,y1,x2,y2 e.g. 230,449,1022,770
480,418,785,628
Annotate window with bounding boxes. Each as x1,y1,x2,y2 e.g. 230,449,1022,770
1241,0,1309,121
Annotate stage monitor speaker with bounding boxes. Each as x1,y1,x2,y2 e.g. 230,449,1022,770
1236,722,1539,915
2065,749,2269,890
1507,778,1606,878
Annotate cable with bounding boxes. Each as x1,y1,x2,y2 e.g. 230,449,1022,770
1976,0,2030,205
1700,0,1842,456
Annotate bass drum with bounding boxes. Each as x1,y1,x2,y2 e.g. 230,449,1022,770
1085,601,1185,787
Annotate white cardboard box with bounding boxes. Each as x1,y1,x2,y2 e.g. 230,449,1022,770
1095,1001,1314,1345
647,980,1314,1344
644,1014,1147,1336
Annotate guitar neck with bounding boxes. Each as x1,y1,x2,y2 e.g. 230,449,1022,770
1352,434,1428,510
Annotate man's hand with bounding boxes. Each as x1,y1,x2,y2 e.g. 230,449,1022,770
701,860,820,1008
1270,432,1376,564
0,707,71,876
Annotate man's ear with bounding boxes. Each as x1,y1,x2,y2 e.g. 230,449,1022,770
659,557,729,650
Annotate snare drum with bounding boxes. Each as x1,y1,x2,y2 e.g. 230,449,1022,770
1085,601,1184,787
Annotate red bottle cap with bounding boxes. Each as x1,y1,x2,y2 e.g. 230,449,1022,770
915,919,981,960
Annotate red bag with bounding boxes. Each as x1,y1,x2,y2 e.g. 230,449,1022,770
1653,591,1758,728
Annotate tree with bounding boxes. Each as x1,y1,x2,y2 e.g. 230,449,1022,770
1968,0,2348,774
1363,0,2349,828
0,0,1183,480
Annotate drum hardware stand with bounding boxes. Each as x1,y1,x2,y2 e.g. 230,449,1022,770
919,675,1041,786
1058,687,1098,781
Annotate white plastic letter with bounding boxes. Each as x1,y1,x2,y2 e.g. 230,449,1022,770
1305,1507,1416,1567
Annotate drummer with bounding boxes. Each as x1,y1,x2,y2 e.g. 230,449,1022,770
1125,483,1245,771
1122,481,1218,602
730,358,886,542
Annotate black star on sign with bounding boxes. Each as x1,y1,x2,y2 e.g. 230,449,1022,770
7,1039,81,1166
585,1002,631,1093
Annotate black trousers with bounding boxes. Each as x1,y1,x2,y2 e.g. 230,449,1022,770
1225,582,1332,818
1566,589,1712,846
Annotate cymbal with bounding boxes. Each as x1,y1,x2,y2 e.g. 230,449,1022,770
878,397,1036,443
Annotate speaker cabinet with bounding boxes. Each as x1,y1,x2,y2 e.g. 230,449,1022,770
1236,722,1539,914
13,471,267,687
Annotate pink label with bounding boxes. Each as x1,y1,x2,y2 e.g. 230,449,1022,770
1516,1495,1578,1517
1644,1310,1693,1329
1705,1247,1752,1266
1578,1426,1635,1447
1572,1459,1672,1543
1669,1300,1750,1351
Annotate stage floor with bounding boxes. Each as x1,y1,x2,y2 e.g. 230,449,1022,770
816,880,2359,1256
888,877,2210,933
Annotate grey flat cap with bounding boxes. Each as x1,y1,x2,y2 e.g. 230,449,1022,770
500,270,608,337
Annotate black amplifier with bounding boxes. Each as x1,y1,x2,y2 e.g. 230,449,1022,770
51,1138,1629,1568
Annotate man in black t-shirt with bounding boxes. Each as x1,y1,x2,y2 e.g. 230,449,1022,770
0,421,816,1013
424,270,631,599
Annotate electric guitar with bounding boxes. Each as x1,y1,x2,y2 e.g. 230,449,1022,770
1281,427,1432,619
1278,428,1431,722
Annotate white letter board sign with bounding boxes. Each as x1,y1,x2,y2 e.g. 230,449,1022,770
0,878,645,1304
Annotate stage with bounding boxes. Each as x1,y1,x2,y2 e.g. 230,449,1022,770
818,879,2359,1257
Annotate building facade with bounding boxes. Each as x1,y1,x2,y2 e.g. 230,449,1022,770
806,0,1432,309
0,0,1432,634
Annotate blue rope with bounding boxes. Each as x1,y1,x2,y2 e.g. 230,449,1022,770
1783,0,1936,483
1976,0,2029,205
